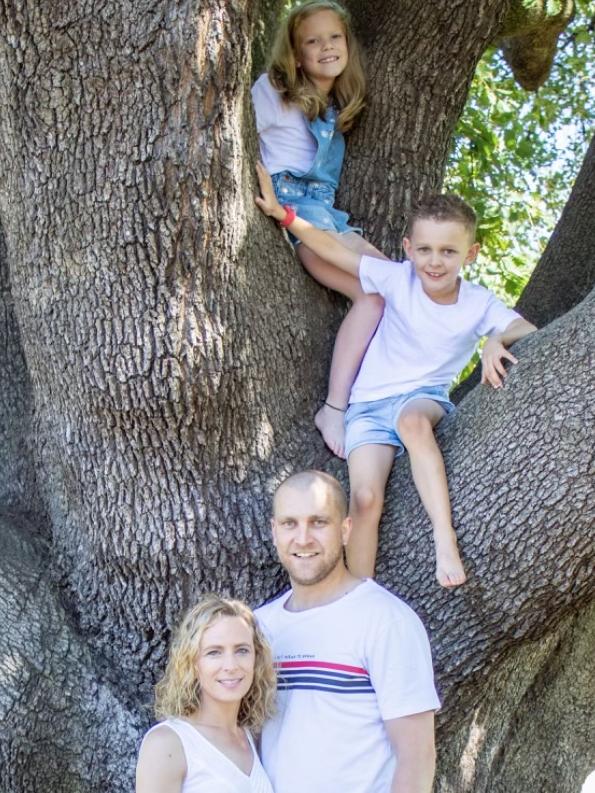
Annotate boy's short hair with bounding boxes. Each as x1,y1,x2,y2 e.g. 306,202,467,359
407,194,477,239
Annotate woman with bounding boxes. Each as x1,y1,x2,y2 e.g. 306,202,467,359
136,595,276,793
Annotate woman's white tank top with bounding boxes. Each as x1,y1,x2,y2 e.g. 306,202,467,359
145,718,274,793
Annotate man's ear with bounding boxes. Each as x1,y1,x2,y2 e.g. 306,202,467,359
403,236,412,259
341,516,352,547
464,241,480,265
270,517,278,546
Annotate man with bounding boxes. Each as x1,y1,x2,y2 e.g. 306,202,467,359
255,470,439,793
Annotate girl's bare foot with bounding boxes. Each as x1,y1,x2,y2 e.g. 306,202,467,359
434,529,467,588
314,403,347,459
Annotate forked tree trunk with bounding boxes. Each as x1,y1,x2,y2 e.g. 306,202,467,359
0,2,592,792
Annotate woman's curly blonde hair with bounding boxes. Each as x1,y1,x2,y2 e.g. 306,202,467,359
269,0,366,133
154,595,276,732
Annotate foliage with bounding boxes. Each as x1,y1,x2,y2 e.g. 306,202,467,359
445,0,594,306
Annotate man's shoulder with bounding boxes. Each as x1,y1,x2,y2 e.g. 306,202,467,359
354,580,429,633
352,579,420,618
254,589,290,623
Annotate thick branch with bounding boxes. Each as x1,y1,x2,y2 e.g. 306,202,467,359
516,133,595,327
375,288,594,703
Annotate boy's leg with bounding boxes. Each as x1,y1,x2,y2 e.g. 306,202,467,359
396,399,466,588
347,443,396,578
298,231,386,459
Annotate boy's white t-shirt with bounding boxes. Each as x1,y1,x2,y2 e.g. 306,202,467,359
251,73,316,176
256,579,440,793
350,255,522,403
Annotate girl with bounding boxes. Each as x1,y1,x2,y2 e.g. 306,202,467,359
252,0,386,459
136,595,276,793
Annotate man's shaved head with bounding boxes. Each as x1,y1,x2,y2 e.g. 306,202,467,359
273,470,348,519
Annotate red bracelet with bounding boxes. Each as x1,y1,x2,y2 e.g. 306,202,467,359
278,205,296,228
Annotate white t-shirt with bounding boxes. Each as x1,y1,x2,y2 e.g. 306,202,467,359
251,73,316,175
350,256,522,403
256,579,440,793
143,719,273,793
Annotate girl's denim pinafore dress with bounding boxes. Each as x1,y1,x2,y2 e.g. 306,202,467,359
271,107,361,245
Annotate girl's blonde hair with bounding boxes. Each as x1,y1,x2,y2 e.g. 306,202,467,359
269,0,366,132
154,595,276,732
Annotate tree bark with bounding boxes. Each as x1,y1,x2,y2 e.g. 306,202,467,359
0,224,41,519
375,287,594,697
516,133,595,327
0,2,592,792
0,512,142,793
437,600,595,793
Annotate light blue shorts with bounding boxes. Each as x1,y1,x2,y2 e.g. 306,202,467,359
271,172,362,246
345,386,455,459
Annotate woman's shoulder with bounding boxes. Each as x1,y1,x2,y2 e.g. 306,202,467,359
141,720,186,754
137,722,187,789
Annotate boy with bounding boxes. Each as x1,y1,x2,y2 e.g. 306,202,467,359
256,162,537,587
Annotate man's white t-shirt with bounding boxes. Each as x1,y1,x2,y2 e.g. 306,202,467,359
255,579,440,793
251,73,316,176
350,256,521,403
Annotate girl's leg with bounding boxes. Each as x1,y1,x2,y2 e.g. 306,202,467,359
297,232,386,458
346,443,396,578
396,399,466,588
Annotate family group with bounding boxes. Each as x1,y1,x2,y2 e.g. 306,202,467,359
136,2,536,791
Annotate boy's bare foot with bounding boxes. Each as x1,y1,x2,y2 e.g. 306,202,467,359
314,403,347,459
434,530,467,588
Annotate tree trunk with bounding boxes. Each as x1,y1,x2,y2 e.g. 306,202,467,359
437,599,595,793
516,133,595,327
0,2,592,792
0,224,41,519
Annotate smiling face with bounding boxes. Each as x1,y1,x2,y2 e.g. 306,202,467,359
295,9,348,93
195,616,255,708
403,218,480,304
272,476,351,587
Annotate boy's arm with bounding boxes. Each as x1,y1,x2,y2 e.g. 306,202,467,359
255,162,362,277
481,317,537,389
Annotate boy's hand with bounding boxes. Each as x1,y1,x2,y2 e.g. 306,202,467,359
255,162,285,222
481,335,518,389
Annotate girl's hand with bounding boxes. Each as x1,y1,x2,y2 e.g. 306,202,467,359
255,162,285,221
